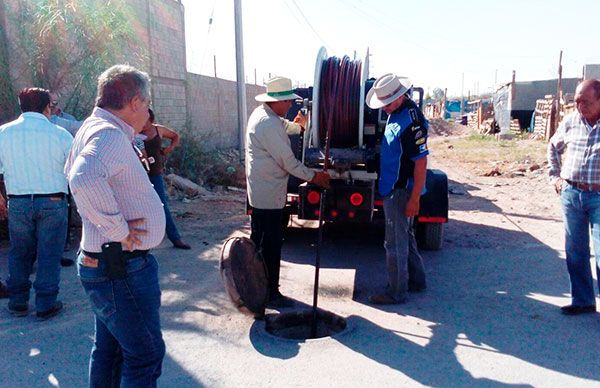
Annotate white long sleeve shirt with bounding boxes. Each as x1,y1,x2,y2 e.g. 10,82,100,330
245,103,315,209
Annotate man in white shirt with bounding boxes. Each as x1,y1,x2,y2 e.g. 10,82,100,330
245,76,330,308
0,87,73,320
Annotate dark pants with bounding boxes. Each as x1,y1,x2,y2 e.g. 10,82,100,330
149,175,182,244
77,253,165,387
250,208,283,295
7,196,68,311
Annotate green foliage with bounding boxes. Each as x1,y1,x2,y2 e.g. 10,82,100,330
6,0,145,119
166,126,244,188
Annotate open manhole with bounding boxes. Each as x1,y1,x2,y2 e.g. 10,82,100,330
265,309,347,340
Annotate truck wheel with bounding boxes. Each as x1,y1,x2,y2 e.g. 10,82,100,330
416,222,443,251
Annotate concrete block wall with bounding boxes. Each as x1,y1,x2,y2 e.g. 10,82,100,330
1,0,265,151
187,73,264,149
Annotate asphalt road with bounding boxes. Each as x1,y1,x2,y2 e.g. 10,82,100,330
0,165,599,387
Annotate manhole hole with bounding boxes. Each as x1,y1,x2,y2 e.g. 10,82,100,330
265,309,347,340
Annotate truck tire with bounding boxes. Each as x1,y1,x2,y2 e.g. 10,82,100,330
416,222,443,251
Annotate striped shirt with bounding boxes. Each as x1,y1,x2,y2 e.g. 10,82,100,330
548,111,600,184
65,107,165,252
0,112,72,195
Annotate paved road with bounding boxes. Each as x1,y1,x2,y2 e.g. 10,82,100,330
0,166,599,387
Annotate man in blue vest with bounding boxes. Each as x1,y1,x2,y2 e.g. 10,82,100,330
366,73,428,305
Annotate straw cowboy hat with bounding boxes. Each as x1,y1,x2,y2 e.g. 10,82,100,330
255,76,300,102
366,73,412,109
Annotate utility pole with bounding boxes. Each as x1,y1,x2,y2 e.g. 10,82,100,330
234,0,247,164
460,72,464,116
548,50,563,140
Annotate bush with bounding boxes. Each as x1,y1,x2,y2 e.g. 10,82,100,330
165,127,245,188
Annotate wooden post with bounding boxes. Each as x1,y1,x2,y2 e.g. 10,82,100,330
548,51,563,140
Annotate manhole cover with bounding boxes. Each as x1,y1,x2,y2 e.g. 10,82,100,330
265,309,347,340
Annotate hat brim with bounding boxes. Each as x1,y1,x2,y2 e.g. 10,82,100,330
255,92,301,102
365,86,409,109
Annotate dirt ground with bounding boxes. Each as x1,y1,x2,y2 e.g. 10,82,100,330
2,118,598,387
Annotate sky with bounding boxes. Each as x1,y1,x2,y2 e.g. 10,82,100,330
181,0,600,97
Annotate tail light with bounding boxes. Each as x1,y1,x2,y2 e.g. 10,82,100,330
348,211,355,219
349,193,364,207
330,210,338,218
307,190,321,205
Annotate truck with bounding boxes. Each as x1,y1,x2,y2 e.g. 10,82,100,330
272,48,448,250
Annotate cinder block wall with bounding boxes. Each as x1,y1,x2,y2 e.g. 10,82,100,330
187,74,264,148
0,0,264,150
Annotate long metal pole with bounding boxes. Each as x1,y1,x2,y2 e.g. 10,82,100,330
234,0,247,164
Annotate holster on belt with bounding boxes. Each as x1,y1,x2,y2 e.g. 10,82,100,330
100,242,127,280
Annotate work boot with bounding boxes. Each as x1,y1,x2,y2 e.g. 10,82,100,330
8,303,29,317
267,291,295,309
36,301,64,321
369,293,406,305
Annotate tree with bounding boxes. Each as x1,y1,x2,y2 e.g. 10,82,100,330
5,0,146,119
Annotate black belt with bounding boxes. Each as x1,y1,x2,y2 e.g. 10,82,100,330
82,249,149,260
566,180,600,191
8,193,65,199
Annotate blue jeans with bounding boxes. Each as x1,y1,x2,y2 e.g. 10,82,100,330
7,196,67,311
383,188,426,302
560,183,600,306
77,253,165,387
149,175,181,243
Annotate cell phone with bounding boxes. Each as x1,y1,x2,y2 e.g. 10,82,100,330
101,242,126,280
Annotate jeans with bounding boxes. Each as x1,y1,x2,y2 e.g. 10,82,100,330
149,174,181,244
77,252,165,387
560,183,600,306
7,196,67,311
383,188,426,302
250,208,283,296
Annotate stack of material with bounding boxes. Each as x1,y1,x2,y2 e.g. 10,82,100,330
560,93,576,121
466,99,494,133
533,95,555,138
424,101,444,119
510,118,521,133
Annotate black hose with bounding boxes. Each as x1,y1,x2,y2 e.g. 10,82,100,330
318,55,362,148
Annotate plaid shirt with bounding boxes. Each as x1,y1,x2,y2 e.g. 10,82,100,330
548,111,600,184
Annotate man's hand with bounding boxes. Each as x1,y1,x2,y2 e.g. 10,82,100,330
293,111,307,131
120,218,147,251
0,198,7,220
405,195,420,217
554,178,565,194
311,171,331,189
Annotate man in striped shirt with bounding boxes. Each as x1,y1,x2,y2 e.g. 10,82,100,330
66,65,166,387
548,79,600,316
0,87,73,320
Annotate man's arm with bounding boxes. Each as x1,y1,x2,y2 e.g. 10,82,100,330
406,157,427,217
156,124,180,155
68,154,130,243
548,121,567,194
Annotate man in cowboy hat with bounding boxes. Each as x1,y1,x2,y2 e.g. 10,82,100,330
366,73,428,305
246,76,330,308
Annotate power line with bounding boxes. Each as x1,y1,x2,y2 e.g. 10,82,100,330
288,0,331,50
199,0,218,73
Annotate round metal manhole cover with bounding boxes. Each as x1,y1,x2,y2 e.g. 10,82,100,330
264,309,348,340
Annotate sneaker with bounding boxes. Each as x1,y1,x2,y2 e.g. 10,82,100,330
369,293,406,305
0,282,8,299
266,292,295,309
36,301,63,321
173,240,191,250
8,303,29,317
